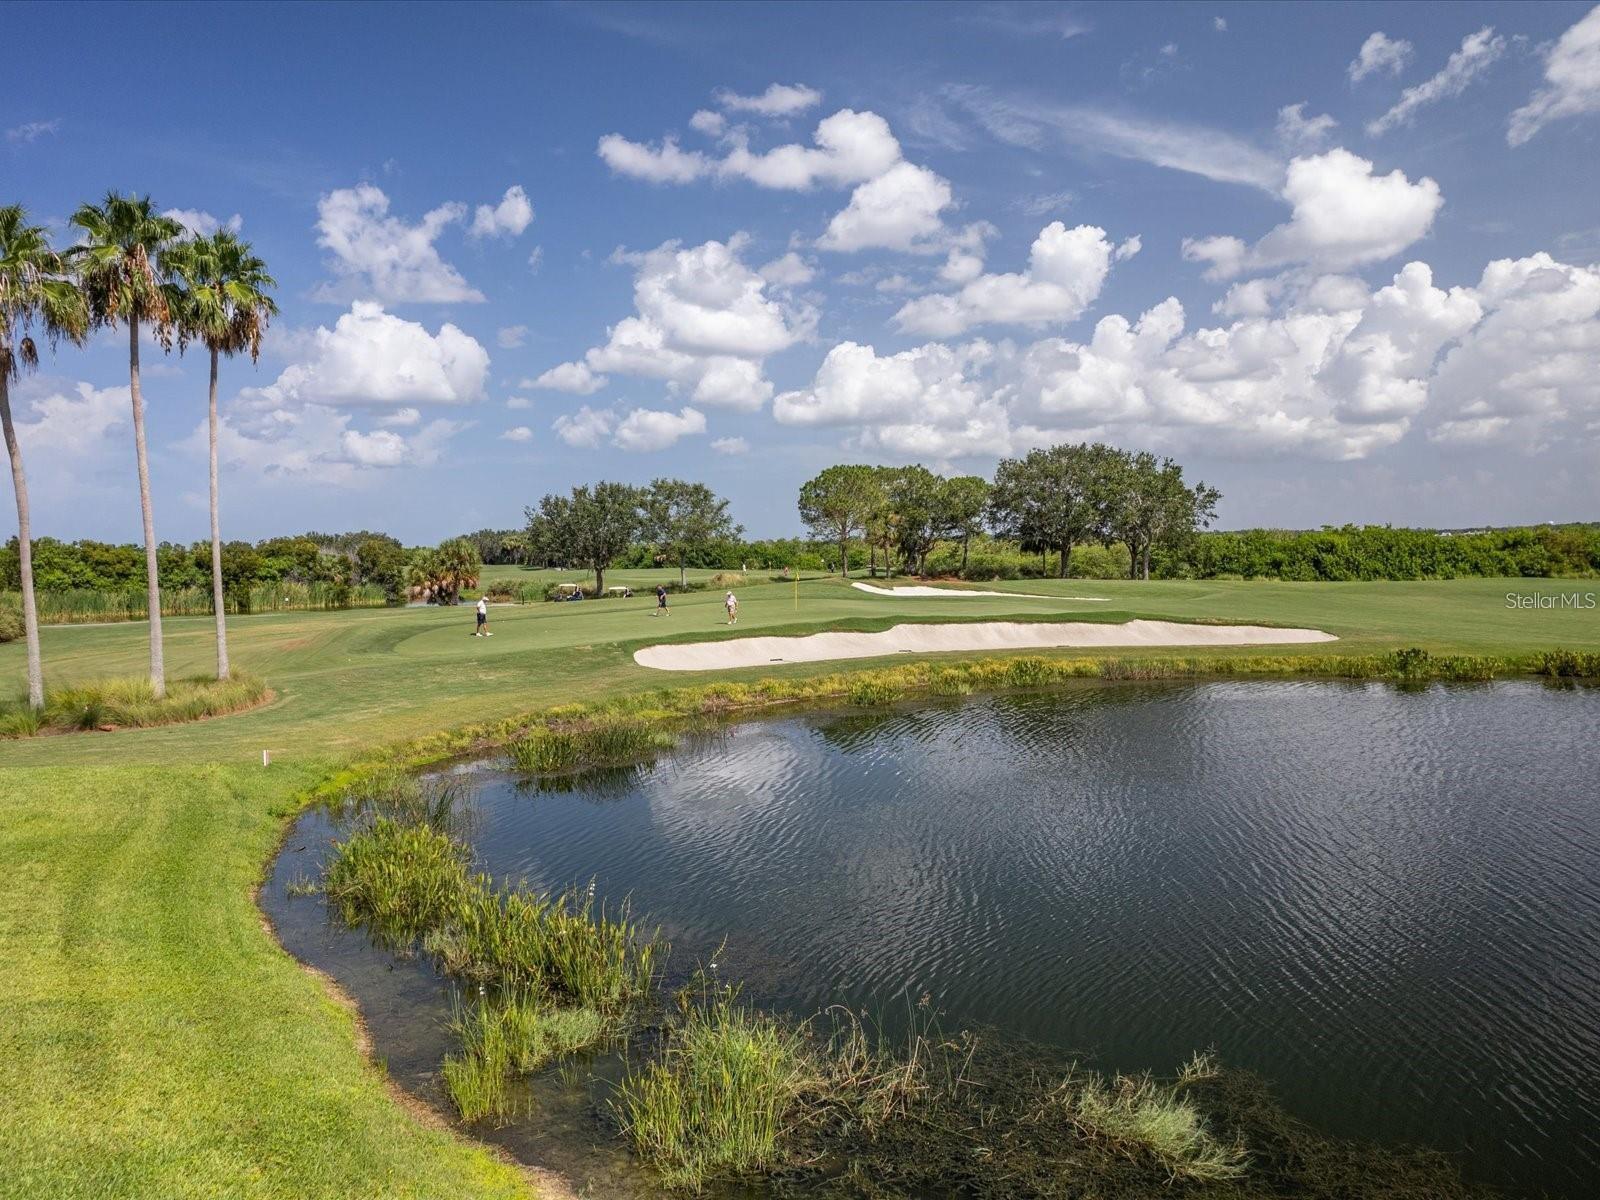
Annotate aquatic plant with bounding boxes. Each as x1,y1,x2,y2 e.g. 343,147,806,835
508,718,675,775
1534,648,1600,678
322,819,472,950
427,880,659,1010
1056,1067,1249,1182
846,677,901,706
615,989,818,1191
443,990,608,1123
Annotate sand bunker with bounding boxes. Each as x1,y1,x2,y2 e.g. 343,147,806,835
634,619,1338,672
851,582,1106,600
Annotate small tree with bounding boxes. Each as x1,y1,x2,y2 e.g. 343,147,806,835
886,465,945,576
526,482,642,593
987,444,1100,578
1103,452,1221,579
355,536,410,602
643,478,741,587
938,475,990,575
798,464,878,579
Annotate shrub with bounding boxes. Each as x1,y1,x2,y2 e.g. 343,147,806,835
707,572,746,587
0,604,22,643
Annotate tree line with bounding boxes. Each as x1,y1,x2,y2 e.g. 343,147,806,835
799,444,1222,582
2,197,275,709
523,478,740,592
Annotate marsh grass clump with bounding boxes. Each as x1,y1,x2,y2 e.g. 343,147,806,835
334,770,476,840
0,673,268,738
616,989,818,1191
443,990,609,1123
846,676,901,707
1534,648,1600,678
1056,1067,1249,1182
509,718,676,775
323,819,471,950
427,880,660,1010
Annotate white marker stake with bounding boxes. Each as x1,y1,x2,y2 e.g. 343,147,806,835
262,749,271,767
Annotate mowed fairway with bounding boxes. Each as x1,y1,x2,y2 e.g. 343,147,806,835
1,574,1596,1198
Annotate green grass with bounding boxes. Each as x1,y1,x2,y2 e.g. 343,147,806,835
1,572,1594,1197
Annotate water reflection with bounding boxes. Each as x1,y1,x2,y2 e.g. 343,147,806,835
266,679,1600,1197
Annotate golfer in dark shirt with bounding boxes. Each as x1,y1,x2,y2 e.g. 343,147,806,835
655,585,669,616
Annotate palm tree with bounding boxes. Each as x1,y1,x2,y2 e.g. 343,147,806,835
69,194,184,698
164,232,277,681
0,206,88,710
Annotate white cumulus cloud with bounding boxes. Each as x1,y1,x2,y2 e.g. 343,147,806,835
613,405,707,452
1275,103,1338,149
469,185,534,238
711,436,750,454
1183,148,1441,279
501,425,534,442
894,223,1131,336
538,236,813,412
553,405,615,448
242,302,490,409
313,184,483,304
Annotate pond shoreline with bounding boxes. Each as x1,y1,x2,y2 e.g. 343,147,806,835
262,669,1600,1198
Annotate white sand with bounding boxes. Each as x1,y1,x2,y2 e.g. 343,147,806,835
633,619,1338,672
851,582,1106,601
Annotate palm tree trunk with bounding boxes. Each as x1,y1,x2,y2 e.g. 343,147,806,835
679,555,686,589
0,364,45,710
129,318,165,698
207,345,229,680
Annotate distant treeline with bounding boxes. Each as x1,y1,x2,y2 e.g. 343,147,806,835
1161,523,1600,581
1,532,410,624
7,521,1594,629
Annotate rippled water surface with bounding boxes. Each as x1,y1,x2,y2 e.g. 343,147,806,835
268,680,1600,1197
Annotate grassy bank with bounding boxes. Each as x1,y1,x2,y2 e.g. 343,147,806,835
0,763,527,1199
1,574,1593,1197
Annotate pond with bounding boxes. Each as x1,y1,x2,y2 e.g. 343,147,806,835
265,679,1600,1197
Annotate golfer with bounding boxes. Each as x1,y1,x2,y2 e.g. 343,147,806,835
654,584,670,616
474,595,490,636
724,590,738,624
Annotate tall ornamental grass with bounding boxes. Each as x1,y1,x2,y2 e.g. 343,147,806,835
0,672,268,737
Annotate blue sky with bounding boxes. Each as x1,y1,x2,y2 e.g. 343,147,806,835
4,1,1599,542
